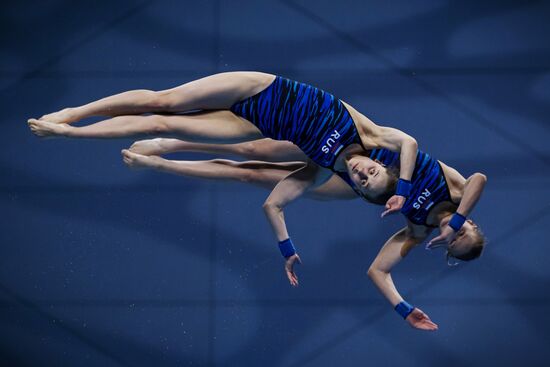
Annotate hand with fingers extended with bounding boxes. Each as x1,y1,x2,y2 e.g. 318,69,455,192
284,254,302,287
426,225,456,248
381,195,406,218
405,308,439,331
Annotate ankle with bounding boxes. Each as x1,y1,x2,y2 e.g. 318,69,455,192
59,124,73,137
159,138,186,153
149,155,164,169
66,107,79,122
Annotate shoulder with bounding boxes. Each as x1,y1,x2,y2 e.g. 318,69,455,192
340,101,379,140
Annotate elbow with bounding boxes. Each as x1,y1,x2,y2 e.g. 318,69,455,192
409,137,418,151
475,172,488,184
367,266,379,279
367,263,390,280
262,200,282,214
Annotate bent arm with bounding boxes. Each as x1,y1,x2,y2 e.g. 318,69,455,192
263,161,330,241
371,126,417,182
456,172,487,216
367,224,430,306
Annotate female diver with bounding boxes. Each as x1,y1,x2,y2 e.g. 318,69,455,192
117,137,487,331
28,71,417,213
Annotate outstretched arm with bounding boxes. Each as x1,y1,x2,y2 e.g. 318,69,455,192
263,161,332,286
263,161,329,241
367,223,438,331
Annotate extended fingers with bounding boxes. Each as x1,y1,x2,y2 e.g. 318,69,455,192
418,312,438,329
427,235,447,246
286,269,299,287
381,207,397,218
422,318,438,330
419,321,438,331
287,273,298,286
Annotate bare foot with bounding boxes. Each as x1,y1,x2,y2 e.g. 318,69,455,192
121,149,162,170
39,108,77,124
128,138,166,156
28,118,70,137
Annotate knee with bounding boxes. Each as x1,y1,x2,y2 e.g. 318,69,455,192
152,90,180,111
238,169,256,184
238,142,261,159
146,115,169,135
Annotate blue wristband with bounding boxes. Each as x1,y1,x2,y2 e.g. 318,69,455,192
396,179,412,197
278,238,296,258
448,213,467,232
395,301,414,319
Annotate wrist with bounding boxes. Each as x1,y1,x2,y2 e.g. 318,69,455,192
448,212,467,232
395,300,414,319
278,238,296,258
396,178,412,198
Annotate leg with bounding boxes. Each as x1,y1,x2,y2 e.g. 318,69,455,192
128,137,308,162
308,175,358,201
121,150,357,200
29,110,264,144
39,71,276,124
122,149,304,190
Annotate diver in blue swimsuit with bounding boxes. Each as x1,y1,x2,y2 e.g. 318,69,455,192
119,136,487,331
29,71,417,213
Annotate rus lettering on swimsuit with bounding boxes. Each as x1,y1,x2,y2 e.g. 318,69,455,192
413,188,431,209
321,130,341,154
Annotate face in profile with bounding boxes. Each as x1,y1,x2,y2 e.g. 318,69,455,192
345,155,393,199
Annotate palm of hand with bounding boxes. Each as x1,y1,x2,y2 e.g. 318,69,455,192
381,195,406,217
406,308,438,331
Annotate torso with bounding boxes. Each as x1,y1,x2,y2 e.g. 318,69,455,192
230,76,375,171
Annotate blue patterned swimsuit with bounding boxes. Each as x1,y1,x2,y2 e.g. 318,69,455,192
230,75,365,169
337,148,456,227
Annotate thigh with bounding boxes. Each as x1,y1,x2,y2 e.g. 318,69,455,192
159,71,276,111
245,139,309,162
307,175,358,201
160,110,265,144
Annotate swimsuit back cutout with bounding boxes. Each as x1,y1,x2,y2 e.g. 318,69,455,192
230,76,363,170
337,148,453,226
